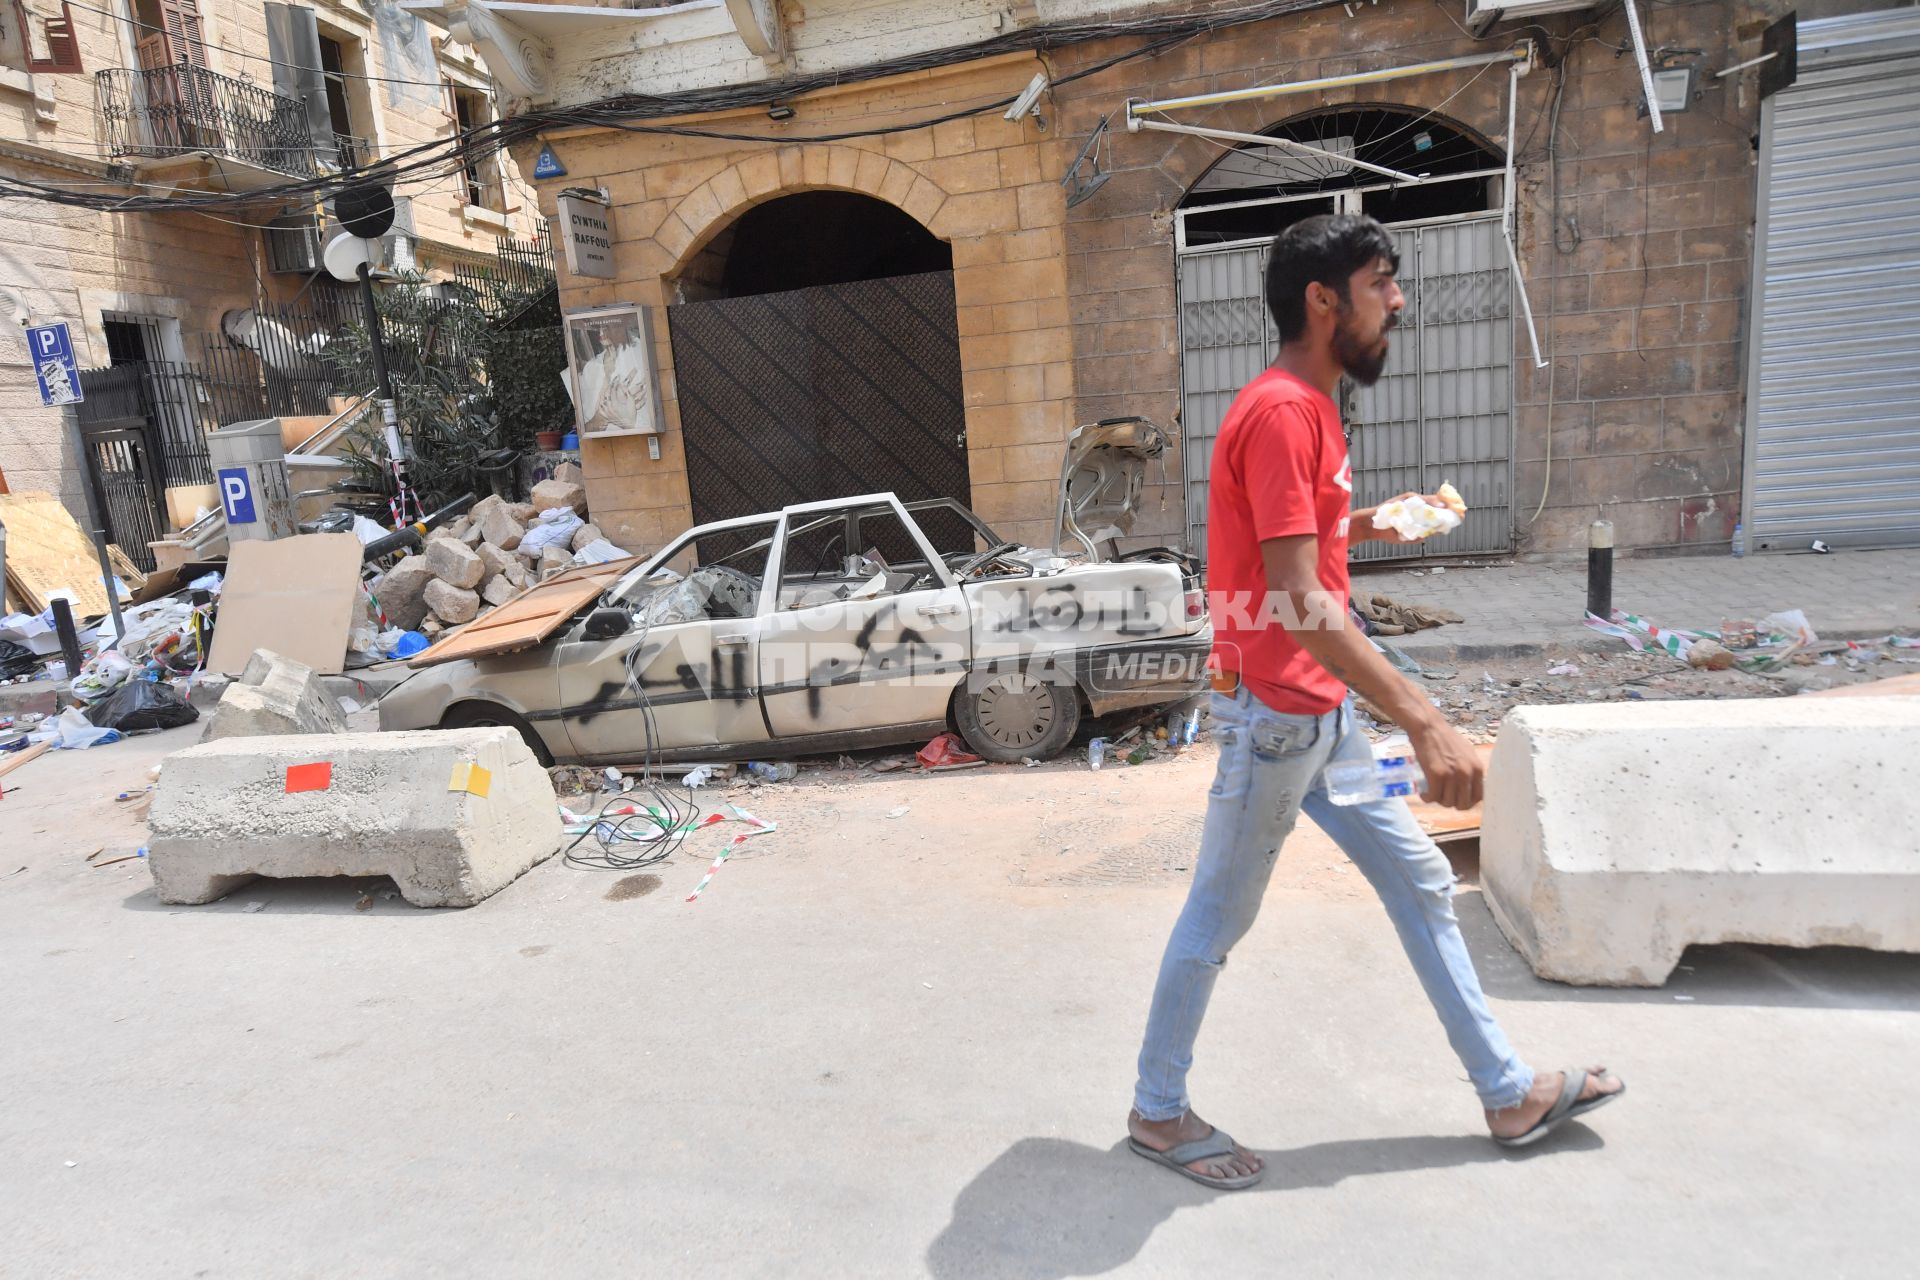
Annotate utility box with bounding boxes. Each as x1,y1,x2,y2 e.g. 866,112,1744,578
208,419,295,542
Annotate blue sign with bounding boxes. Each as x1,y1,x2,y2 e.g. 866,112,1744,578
533,144,566,179
218,467,257,524
27,322,82,407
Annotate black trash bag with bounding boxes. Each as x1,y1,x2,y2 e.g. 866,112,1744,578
85,678,199,731
0,639,38,679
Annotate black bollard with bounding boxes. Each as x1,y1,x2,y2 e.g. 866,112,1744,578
1586,519,1615,622
49,597,83,679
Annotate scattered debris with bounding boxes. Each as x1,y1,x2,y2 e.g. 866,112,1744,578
1356,594,1463,636
915,732,981,770
886,805,911,819
746,761,798,782
243,901,266,913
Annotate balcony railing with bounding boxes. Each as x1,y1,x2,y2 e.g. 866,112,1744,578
97,65,316,177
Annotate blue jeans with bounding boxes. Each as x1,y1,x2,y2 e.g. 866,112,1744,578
1133,687,1535,1118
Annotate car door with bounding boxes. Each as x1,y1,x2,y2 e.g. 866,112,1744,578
757,497,971,741
554,517,778,760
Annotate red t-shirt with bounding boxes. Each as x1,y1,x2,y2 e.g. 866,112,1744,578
1206,368,1352,716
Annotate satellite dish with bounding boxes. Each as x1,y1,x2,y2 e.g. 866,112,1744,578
332,181,396,239
322,232,374,284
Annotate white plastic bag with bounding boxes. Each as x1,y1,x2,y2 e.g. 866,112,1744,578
570,537,626,566
519,507,585,553
1371,497,1462,541
29,706,122,750
1759,609,1818,646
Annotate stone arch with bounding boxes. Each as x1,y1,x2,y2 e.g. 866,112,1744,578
653,144,953,278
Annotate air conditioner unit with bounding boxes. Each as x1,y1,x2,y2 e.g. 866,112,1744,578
1466,0,1593,37
265,212,324,274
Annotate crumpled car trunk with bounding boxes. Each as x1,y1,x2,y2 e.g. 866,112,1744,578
1053,416,1170,563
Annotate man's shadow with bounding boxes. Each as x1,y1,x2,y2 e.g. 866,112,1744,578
925,1127,1602,1279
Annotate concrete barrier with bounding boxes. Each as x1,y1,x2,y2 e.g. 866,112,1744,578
1480,698,1920,986
149,728,561,907
204,648,348,740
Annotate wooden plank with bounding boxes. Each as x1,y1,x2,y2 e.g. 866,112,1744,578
0,740,52,780
409,558,640,667
0,491,114,618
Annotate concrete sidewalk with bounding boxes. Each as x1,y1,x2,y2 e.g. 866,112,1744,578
1359,547,1920,658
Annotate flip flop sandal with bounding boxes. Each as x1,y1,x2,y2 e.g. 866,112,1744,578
1494,1068,1626,1149
1128,1127,1265,1190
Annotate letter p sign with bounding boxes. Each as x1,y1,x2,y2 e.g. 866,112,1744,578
218,466,257,524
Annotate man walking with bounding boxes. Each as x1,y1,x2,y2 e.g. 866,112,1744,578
1127,214,1622,1189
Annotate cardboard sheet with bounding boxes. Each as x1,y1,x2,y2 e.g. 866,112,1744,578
0,491,141,619
207,533,363,676
409,558,638,668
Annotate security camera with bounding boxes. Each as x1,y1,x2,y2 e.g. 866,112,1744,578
1004,72,1049,129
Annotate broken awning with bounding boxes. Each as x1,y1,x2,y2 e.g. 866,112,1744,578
408,557,640,668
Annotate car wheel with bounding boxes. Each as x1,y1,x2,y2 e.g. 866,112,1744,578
954,665,1081,763
439,702,554,767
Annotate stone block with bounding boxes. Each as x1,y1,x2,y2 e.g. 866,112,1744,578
426,538,485,589
461,524,485,548
508,502,537,524
538,545,573,575
571,523,604,553
531,478,589,515
374,554,435,631
476,542,519,581
424,579,481,624
204,649,348,741
1480,699,1920,986
476,505,525,550
469,493,506,524
426,524,460,545
552,461,583,485
148,728,562,907
481,575,519,607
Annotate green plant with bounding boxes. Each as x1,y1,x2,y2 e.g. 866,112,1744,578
321,272,568,510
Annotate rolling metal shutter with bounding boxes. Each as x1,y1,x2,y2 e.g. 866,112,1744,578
1747,9,1920,550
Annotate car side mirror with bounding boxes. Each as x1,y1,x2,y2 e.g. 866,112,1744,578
582,607,632,640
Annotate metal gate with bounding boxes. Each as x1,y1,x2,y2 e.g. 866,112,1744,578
1176,216,1512,560
73,366,167,571
1745,9,1920,551
668,270,971,527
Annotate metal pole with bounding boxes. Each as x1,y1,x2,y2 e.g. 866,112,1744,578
1587,519,1615,621
90,530,126,643
49,598,83,679
355,260,421,527
1128,44,1532,118
1503,62,1548,370
1622,0,1664,133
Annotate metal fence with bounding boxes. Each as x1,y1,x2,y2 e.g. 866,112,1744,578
452,224,556,315
96,65,316,177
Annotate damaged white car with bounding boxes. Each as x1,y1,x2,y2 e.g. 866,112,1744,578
379,418,1210,763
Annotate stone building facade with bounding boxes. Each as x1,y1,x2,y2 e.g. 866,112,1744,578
0,0,535,520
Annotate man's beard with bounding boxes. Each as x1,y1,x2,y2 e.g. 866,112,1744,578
1332,307,1394,386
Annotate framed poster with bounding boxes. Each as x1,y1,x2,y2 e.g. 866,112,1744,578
564,303,663,437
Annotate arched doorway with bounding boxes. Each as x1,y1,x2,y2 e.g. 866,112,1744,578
666,192,970,527
1173,107,1514,560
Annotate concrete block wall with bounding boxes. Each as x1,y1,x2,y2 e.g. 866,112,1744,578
1045,0,1775,556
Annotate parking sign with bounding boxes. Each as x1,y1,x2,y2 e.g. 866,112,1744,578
218,466,257,524
27,322,82,407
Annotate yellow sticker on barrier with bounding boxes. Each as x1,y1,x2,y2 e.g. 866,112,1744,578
447,762,492,798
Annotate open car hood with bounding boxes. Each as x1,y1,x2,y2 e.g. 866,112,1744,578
1053,416,1169,562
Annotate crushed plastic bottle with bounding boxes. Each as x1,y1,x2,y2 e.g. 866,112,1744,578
1087,737,1108,769
747,761,797,782
1325,753,1426,806
1183,709,1200,745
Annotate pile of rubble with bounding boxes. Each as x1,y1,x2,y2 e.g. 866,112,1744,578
370,472,614,638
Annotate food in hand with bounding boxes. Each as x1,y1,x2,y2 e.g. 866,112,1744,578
1436,481,1467,516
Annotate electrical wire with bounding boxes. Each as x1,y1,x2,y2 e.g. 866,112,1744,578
0,0,1332,214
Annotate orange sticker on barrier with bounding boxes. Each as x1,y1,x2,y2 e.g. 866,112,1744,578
285,762,332,793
